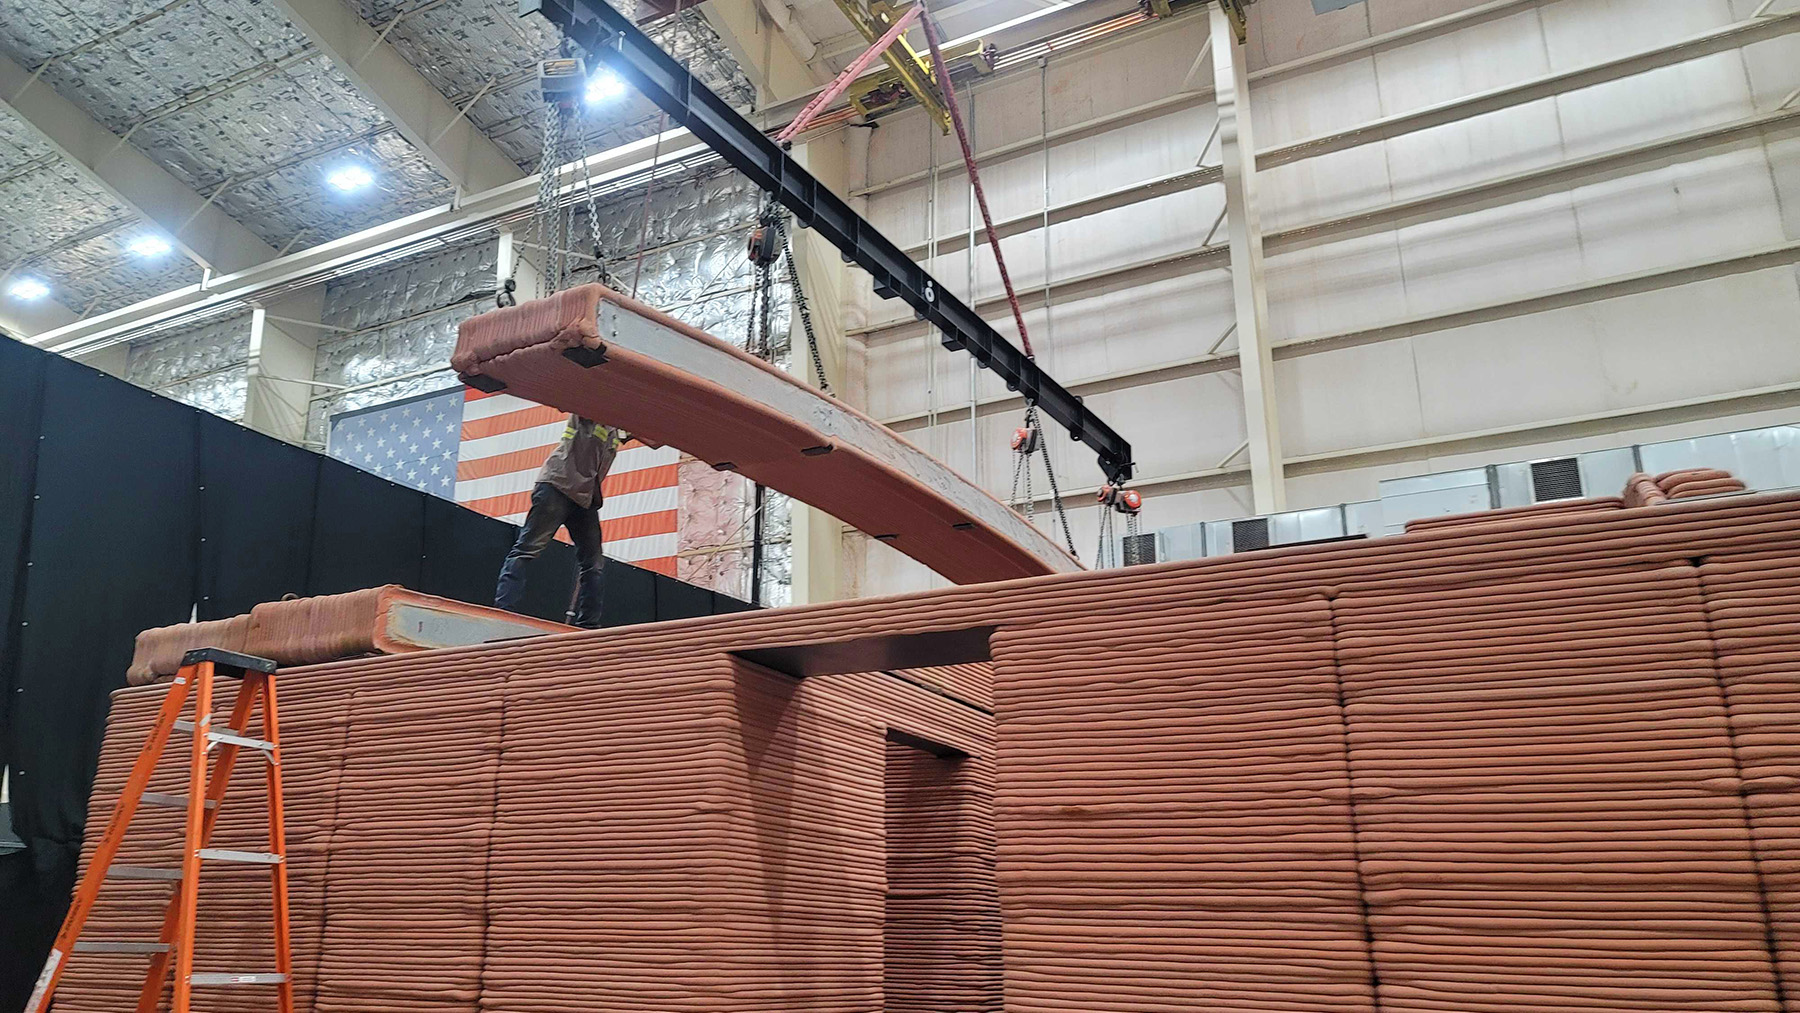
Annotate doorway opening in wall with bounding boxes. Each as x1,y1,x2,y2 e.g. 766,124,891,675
883,729,1002,1013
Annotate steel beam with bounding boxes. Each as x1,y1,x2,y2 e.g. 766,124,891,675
244,290,323,444
1259,10,1800,170
1209,2,1282,513
0,293,78,339
859,106,1800,340
0,51,277,275
903,163,1223,258
523,0,1136,482
879,239,1800,433
273,0,526,193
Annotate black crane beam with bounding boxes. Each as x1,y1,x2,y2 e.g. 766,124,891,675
521,0,1136,484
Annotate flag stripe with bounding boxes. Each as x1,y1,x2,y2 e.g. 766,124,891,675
459,420,566,461
456,444,557,482
462,406,565,442
461,391,544,422
603,510,679,541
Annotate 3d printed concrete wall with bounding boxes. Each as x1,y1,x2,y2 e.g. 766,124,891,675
59,487,1800,1012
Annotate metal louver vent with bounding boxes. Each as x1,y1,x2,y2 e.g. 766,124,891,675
1530,458,1584,502
1231,518,1270,552
1122,533,1157,566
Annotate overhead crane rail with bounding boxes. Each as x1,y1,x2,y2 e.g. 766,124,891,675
521,0,1137,485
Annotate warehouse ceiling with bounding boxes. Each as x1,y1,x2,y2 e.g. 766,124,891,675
0,0,758,325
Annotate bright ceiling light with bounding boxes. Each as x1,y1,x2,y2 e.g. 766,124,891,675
8,278,49,301
585,71,626,105
327,164,375,193
127,234,173,258
944,1,1075,48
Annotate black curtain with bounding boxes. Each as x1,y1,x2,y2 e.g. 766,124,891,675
198,413,319,619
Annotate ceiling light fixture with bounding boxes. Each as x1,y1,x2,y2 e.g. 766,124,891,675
943,1,1076,48
585,70,626,105
8,278,50,301
327,164,375,193
128,235,173,258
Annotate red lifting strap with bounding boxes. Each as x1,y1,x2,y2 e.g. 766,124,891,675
920,6,1035,358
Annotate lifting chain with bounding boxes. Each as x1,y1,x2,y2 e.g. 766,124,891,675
504,42,615,308
1008,404,1077,559
772,214,831,395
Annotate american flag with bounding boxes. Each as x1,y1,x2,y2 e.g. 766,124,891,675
326,387,680,575
454,389,680,574
326,389,463,499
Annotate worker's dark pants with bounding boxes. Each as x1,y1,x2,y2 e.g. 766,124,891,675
495,482,605,628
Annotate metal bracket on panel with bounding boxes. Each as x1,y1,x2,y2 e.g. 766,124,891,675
561,344,610,368
460,372,507,393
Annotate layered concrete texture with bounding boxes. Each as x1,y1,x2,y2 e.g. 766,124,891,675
60,487,1800,1012
451,284,1081,584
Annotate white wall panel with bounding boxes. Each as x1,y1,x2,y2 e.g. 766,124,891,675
1408,266,1800,436
1265,231,1408,342
1277,337,1426,457
1569,147,1785,277
844,0,1800,594
1538,0,1735,68
1251,50,1385,145
1392,191,1586,315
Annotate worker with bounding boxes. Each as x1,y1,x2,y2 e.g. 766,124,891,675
494,415,629,628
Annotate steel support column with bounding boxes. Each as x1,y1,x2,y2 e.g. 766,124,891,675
244,291,322,444
1208,2,1283,513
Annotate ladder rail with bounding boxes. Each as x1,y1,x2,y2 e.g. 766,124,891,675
137,663,263,1013
169,659,213,1013
28,651,290,1013
23,672,191,1013
261,671,298,1013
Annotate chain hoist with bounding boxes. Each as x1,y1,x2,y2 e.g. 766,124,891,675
1007,404,1077,558
504,43,615,308
1094,483,1143,569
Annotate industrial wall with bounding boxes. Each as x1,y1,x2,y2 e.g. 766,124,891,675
848,0,1800,596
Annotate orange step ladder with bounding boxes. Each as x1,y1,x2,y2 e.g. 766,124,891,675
25,647,294,1013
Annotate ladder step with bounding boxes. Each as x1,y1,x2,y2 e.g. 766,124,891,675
189,973,288,986
198,848,283,865
142,791,217,810
108,866,182,881
208,728,275,751
172,720,274,753
73,941,170,954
